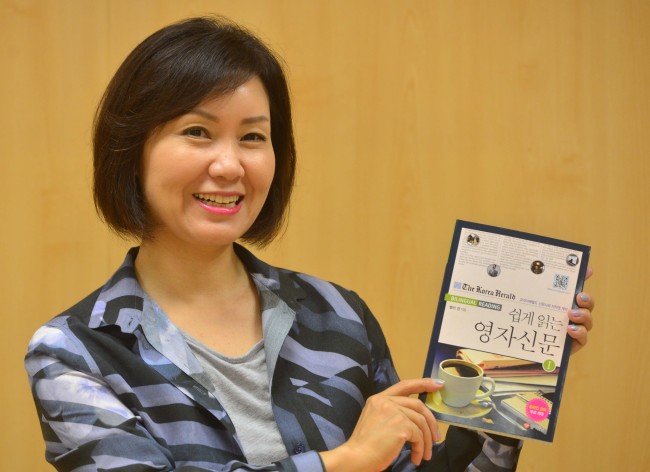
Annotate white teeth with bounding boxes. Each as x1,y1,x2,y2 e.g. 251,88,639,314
194,193,240,207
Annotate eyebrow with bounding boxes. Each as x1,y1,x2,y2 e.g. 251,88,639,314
190,108,270,125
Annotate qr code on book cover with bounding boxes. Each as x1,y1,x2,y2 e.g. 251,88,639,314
553,274,569,290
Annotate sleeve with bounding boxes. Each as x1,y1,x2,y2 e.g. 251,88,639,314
25,321,323,472
354,295,522,472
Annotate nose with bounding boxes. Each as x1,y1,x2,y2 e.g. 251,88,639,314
207,141,244,181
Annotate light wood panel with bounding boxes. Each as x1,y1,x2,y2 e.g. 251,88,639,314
2,1,648,470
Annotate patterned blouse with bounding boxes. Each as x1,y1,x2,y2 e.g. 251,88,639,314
25,245,521,471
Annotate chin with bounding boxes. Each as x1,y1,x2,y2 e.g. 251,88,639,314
195,228,249,246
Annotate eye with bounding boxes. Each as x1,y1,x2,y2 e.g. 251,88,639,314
241,132,267,142
182,126,209,139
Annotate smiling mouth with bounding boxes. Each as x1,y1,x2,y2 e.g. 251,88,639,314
193,193,242,208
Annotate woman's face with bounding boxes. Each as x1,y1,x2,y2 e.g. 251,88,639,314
140,76,275,249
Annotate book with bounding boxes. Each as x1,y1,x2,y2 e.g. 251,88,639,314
421,220,590,442
456,349,535,369
492,380,555,396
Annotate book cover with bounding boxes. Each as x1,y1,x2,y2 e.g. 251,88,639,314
421,220,590,442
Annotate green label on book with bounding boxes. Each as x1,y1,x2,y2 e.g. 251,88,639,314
543,359,556,372
444,294,478,306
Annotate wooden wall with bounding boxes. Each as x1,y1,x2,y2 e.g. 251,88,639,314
2,0,648,470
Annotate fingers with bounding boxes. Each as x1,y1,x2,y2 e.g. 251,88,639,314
568,268,595,353
379,378,444,460
357,381,442,466
568,322,588,351
578,267,595,313
396,404,428,465
571,286,594,332
576,291,595,312
568,305,593,331
387,396,440,460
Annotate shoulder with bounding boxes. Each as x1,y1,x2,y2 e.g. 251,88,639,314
25,287,106,373
286,269,366,311
236,243,369,317
29,287,102,337
270,263,372,328
39,285,102,327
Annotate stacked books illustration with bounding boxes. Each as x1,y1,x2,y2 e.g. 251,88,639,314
457,349,558,394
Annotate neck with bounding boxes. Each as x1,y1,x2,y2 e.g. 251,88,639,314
133,237,263,357
134,238,248,304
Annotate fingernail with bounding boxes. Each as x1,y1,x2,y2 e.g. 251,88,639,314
434,379,445,385
571,309,582,318
580,294,589,302
569,324,579,332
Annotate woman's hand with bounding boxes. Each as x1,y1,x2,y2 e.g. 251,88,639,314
320,378,444,472
568,267,595,354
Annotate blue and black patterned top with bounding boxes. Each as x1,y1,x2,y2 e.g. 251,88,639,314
25,244,520,471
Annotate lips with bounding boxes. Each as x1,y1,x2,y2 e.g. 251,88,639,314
193,193,242,208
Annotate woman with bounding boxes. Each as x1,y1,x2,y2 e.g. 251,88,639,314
25,17,594,471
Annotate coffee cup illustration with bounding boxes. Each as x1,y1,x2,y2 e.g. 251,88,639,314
438,359,496,408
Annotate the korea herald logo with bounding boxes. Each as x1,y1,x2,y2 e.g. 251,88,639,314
453,281,463,289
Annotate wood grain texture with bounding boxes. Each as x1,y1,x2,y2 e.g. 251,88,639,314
2,1,647,470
